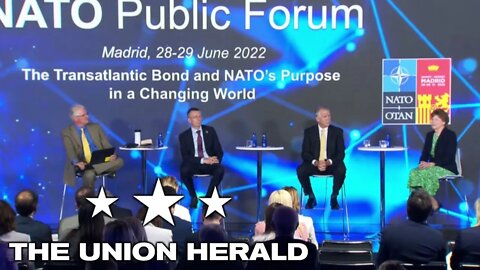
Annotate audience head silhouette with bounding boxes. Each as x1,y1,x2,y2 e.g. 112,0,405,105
407,189,432,223
0,200,16,235
272,206,299,237
14,189,38,217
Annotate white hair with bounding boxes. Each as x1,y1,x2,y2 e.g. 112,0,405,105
70,104,86,117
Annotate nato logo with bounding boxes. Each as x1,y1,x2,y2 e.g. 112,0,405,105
383,59,416,92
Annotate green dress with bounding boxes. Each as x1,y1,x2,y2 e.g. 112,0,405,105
408,133,455,195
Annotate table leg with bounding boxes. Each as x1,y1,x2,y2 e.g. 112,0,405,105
257,151,263,221
141,150,147,194
380,151,386,230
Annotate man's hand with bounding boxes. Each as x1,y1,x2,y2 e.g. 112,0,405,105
317,160,327,172
109,154,117,161
203,157,219,165
75,162,87,171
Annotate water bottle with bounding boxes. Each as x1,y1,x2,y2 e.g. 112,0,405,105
262,132,267,147
157,132,164,147
251,132,257,147
134,129,141,145
386,134,391,148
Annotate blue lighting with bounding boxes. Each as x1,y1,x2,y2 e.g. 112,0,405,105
474,108,480,120
356,29,366,37
459,202,469,213
261,187,267,198
276,81,286,89
15,58,29,69
458,58,478,75
346,42,357,52
184,56,196,68
349,129,361,141
130,150,141,159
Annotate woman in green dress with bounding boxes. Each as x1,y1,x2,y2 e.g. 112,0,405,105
408,109,458,211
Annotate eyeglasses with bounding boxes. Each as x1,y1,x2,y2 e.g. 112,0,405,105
74,113,88,118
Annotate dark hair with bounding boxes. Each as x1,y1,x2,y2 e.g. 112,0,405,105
264,203,282,234
199,224,227,243
137,206,163,227
379,260,407,270
0,200,16,235
272,206,299,237
78,204,105,244
407,189,432,223
15,189,38,216
431,109,449,125
187,107,200,116
104,220,136,244
123,217,147,242
75,186,95,207
202,205,222,222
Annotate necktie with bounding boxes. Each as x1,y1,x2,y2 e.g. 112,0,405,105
81,128,92,163
197,130,204,158
319,128,327,161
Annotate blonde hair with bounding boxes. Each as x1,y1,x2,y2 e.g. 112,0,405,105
476,198,480,226
268,190,293,208
283,186,300,213
159,176,179,192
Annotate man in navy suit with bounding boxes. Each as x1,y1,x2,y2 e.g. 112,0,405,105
376,189,446,266
297,107,346,209
14,190,52,244
179,107,224,208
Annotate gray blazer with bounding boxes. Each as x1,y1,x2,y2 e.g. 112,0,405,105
62,123,113,186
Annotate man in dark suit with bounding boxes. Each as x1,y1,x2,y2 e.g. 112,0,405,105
62,104,123,188
246,206,318,270
14,189,52,244
179,107,224,208
297,107,346,209
105,190,133,219
376,189,446,266
450,199,480,270
14,189,52,268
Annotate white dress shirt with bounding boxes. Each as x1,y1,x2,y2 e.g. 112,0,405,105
144,224,173,245
312,125,333,165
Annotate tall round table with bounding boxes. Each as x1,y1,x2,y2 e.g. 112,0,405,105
358,146,407,230
119,146,168,193
236,146,284,221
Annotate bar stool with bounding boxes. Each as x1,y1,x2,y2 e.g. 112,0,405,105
300,175,350,239
59,172,113,221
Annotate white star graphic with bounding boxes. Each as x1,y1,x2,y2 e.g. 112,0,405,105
86,187,118,218
134,180,183,226
199,187,232,218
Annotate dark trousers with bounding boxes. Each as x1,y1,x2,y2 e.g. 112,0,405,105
180,162,224,198
296,162,346,198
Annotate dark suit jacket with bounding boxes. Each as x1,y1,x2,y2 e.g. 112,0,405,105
15,215,52,244
111,204,133,219
301,124,345,167
62,123,114,185
246,236,318,270
162,216,193,257
376,220,446,266
450,226,480,270
179,125,223,165
420,128,458,174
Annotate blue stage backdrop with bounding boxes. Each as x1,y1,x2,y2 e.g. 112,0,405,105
1,0,479,232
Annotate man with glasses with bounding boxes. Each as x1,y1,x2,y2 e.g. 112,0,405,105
62,104,123,188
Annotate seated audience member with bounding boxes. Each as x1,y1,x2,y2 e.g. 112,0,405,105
247,206,318,270
103,220,168,270
176,224,244,270
379,260,407,270
254,190,308,240
376,189,446,266
283,186,318,247
63,204,104,264
252,203,281,242
0,242,17,270
137,206,172,245
123,216,148,242
105,190,133,219
160,175,192,222
0,201,31,269
58,186,114,240
161,186,193,257
14,189,52,243
14,190,52,268
450,198,480,270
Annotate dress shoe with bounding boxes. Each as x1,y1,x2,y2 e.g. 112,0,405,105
305,196,317,209
189,197,198,209
330,196,340,210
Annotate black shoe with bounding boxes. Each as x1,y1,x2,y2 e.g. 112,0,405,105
189,197,198,209
305,197,317,209
331,196,340,210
